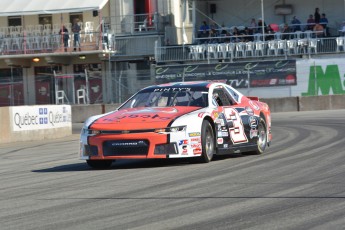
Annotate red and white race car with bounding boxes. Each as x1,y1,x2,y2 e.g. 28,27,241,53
80,81,272,169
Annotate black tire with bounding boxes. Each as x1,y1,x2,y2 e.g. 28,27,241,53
196,120,215,163
86,160,114,169
251,118,267,155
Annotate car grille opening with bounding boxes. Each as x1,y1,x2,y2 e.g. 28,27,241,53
84,145,98,156
103,140,149,156
154,143,178,155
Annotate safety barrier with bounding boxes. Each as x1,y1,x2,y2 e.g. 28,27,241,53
0,105,72,144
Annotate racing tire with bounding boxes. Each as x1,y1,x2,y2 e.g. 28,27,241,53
196,120,215,163
86,160,114,169
249,118,267,155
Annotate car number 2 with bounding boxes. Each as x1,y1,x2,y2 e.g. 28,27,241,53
224,108,248,144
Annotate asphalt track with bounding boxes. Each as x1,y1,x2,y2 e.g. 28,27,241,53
0,110,344,230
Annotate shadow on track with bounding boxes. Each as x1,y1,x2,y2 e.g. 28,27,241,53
32,154,246,173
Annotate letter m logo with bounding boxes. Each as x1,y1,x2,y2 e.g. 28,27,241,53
302,65,345,96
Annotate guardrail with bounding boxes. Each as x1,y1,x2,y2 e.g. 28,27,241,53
155,37,344,63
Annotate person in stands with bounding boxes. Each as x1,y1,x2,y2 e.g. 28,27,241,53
314,7,321,23
291,16,302,32
59,25,69,52
72,18,81,51
249,18,257,33
199,21,210,38
257,18,267,33
281,23,291,40
306,14,315,30
313,23,324,37
320,13,329,36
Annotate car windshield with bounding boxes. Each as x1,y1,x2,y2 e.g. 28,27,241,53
119,87,209,109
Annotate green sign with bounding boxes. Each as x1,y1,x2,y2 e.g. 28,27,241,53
302,65,345,96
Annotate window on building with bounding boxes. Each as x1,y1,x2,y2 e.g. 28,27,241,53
8,16,22,26
69,13,83,25
39,15,52,26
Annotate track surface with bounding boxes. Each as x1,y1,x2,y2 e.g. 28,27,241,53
0,110,344,230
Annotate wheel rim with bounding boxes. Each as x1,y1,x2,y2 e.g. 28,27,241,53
257,123,267,150
205,127,214,159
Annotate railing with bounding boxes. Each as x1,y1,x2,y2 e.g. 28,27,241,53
0,32,105,55
104,13,163,36
155,36,344,63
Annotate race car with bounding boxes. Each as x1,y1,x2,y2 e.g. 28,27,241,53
80,81,272,169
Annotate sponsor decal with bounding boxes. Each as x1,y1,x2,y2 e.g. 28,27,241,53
217,131,223,137
249,100,260,111
193,148,202,155
245,106,254,116
190,137,201,142
222,131,229,137
103,113,171,121
191,143,201,148
179,140,189,145
248,116,258,129
189,132,201,137
250,129,259,139
212,112,219,119
198,112,205,118
153,87,191,92
112,140,147,147
182,145,188,154
223,144,228,148
217,138,224,144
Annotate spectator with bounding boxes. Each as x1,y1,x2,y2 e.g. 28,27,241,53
320,13,329,36
249,18,257,33
313,23,324,37
72,18,81,51
314,7,321,23
282,23,291,40
242,27,253,42
208,28,218,43
210,22,219,36
291,16,302,31
199,21,210,38
258,18,267,33
232,27,241,42
306,14,315,30
266,24,274,40
59,25,69,52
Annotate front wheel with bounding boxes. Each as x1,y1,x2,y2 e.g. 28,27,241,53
86,160,114,169
196,120,215,163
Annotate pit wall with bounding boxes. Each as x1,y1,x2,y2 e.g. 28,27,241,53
0,105,72,144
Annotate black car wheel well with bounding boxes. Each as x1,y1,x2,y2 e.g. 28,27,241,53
203,116,218,151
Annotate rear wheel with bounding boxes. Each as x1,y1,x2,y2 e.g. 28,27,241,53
251,118,267,155
86,160,114,169
197,120,215,163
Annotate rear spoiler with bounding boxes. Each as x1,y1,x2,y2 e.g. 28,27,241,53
247,96,259,101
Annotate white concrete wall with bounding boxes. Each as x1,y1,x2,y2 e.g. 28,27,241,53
0,105,72,144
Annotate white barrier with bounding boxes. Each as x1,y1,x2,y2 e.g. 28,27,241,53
0,105,72,144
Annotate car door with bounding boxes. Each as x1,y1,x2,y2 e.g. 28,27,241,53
212,87,252,148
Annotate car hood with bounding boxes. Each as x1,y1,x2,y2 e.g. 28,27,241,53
89,107,200,130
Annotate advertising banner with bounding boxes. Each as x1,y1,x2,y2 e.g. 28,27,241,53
155,60,296,88
10,105,72,131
